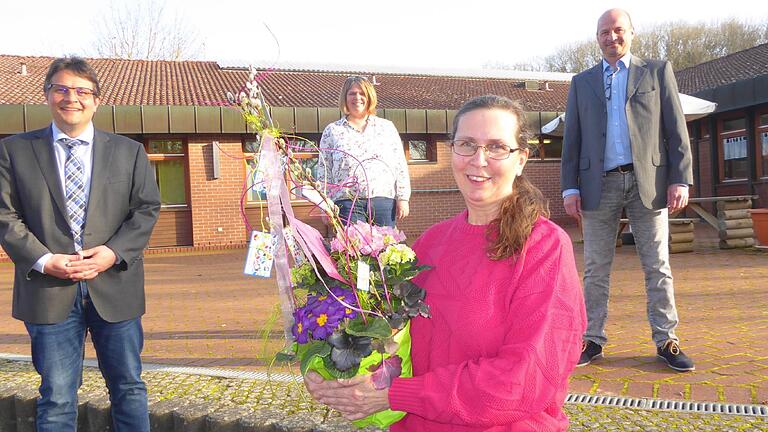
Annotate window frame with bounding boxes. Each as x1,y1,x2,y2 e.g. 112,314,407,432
401,133,438,164
241,134,322,204
528,134,563,161
717,113,750,183
144,136,189,208
756,109,768,179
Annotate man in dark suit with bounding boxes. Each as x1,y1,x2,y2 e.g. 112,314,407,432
561,9,694,372
0,57,160,431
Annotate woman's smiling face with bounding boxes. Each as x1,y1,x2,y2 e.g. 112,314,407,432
451,108,529,221
345,83,368,117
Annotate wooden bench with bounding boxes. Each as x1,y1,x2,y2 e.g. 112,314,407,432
618,217,698,253
687,195,757,249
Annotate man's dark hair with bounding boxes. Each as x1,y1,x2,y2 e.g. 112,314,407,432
43,56,101,96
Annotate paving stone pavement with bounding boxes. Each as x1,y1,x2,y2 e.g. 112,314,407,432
0,359,766,430
0,222,766,429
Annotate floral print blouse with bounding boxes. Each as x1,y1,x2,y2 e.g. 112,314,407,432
317,115,411,202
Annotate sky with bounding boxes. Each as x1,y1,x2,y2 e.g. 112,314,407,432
2,0,766,71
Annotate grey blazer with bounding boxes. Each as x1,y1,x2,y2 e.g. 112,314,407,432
560,56,693,211
0,127,161,324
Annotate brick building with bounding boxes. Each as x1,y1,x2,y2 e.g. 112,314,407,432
3,46,766,260
676,42,768,208
0,55,572,259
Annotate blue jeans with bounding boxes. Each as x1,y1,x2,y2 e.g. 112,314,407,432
581,172,679,347
335,197,396,227
25,289,149,432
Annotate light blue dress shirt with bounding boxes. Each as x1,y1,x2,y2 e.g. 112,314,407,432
33,122,95,273
562,54,633,199
603,54,633,171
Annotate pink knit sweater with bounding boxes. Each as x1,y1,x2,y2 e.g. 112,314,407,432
388,210,586,431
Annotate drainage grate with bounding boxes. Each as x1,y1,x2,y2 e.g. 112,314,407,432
565,393,768,417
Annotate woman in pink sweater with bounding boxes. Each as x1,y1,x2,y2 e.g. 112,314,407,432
306,95,587,431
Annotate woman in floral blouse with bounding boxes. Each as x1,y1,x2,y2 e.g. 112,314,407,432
317,76,411,227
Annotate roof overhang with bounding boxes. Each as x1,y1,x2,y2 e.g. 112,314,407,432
0,104,562,136
690,74,768,113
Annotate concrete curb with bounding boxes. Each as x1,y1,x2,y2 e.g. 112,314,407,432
0,388,376,432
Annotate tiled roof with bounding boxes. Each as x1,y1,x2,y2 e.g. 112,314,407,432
0,55,569,112
676,43,768,94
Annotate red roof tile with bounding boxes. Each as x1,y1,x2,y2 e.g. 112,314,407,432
0,55,568,111
676,43,768,94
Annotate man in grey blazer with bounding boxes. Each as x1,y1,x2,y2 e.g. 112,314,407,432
561,9,694,372
0,57,160,431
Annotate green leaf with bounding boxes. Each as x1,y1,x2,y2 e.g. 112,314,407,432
298,340,331,375
346,317,392,338
274,343,298,362
322,356,358,379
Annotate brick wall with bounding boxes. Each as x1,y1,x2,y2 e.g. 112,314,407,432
526,159,570,225
187,136,249,247
400,141,460,239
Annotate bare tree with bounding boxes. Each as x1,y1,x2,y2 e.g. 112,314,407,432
484,60,548,72
635,18,768,70
92,0,203,60
541,41,602,73
494,18,768,73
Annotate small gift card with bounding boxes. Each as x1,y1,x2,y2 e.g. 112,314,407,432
244,230,276,277
249,158,269,197
283,226,306,265
356,260,370,292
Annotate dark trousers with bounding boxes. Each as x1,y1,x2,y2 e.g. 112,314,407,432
25,288,149,432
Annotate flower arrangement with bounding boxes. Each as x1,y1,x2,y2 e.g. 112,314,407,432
291,221,430,378
229,68,430,428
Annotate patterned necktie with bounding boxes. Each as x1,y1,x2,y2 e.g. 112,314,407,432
61,138,86,248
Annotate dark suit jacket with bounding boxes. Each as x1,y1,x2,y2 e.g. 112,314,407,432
0,126,161,324
560,56,693,211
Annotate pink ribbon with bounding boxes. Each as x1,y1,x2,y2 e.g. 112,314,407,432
259,134,296,344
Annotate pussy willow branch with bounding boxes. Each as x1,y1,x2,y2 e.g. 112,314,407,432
230,67,352,257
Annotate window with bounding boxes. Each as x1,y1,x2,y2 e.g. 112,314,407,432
243,139,266,202
528,136,563,160
146,139,187,206
759,113,768,178
148,140,184,154
408,140,429,161
761,131,768,177
402,134,437,162
242,135,321,203
242,140,260,154
700,121,710,138
153,160,186,205
719,117,748,181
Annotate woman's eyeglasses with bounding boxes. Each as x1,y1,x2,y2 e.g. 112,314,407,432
451,140,521,160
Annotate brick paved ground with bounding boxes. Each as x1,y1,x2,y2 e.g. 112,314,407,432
1,223,766,406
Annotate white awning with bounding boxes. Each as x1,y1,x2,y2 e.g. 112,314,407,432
541,94,717,137
678,93,718,121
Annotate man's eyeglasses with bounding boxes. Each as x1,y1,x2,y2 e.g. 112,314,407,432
451,140,521,160
605,68,618,100
46,83,97,98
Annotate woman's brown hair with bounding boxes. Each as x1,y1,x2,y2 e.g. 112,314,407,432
451,95,550,260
